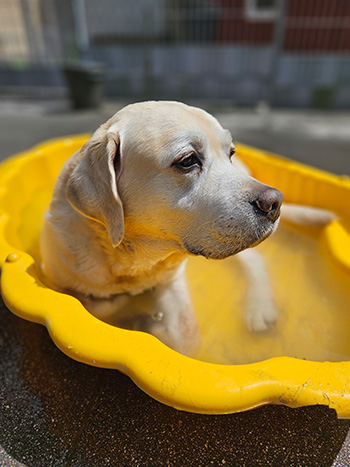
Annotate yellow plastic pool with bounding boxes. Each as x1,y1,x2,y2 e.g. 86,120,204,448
0,135,349,416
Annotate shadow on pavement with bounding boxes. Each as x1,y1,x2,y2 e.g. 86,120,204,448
0,299,349,467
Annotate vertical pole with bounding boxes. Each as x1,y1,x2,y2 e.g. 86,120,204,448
71,0,90,60
20,0,46,64
265,0,288,106
53,0,77,60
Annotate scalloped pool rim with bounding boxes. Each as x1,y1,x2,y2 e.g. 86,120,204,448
0,136,349,417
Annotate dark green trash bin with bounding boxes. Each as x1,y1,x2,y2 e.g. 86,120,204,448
63,61,105,109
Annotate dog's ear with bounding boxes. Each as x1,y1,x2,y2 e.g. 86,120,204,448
66,131,124,247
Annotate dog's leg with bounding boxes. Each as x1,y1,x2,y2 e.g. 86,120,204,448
80,294,131,322
83,263,200,356
235,205,335,333
281,204,337,226
236,248,277,332
149,263,201,356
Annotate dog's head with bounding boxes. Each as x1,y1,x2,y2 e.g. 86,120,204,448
66,101,282,259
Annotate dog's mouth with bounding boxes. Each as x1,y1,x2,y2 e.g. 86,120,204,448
247,216,280,248
183,214,280,260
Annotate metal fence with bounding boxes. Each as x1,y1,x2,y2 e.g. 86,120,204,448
1,0,350,107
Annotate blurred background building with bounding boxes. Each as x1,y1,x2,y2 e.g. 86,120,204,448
0,0,350,107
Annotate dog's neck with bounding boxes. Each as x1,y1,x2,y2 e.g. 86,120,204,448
114,237,184,276
41,206,187,299
67,218,187,298
96,225,187,295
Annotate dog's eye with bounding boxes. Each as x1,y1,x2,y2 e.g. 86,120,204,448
174,153,201,170
229,145,236,159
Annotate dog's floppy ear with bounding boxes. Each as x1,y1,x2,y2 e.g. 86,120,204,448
66,131,124,247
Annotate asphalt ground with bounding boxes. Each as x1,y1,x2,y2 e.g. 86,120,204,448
1,98,349,175
0,97,349,466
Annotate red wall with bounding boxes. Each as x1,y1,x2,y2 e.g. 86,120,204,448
216,0,350,52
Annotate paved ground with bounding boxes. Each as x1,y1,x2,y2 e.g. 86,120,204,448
0,97,349,175
0,97,349,466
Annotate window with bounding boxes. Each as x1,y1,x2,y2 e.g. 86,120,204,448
245,0,278,21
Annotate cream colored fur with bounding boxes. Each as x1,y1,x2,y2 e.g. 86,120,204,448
40,101,335,354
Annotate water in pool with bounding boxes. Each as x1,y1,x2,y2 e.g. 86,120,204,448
187,219,350,365
21,189,350,365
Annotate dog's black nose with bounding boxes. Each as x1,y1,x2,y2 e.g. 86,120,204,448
254,188,283,221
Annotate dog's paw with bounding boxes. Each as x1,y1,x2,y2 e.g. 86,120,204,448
245,300,277,333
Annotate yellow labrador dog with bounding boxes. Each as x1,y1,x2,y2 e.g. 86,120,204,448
40,101,333,355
